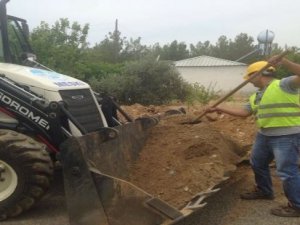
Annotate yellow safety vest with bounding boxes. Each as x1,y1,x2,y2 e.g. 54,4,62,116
249,79,300,128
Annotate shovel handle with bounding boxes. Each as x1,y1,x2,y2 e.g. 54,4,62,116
192,50,290,123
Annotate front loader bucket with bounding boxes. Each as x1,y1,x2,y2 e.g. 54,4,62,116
59,114,210,225
80,112,183,179
83,117,158,179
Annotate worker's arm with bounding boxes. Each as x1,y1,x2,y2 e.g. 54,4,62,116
269,56,300,87
206,106,252,118
280,58,300,87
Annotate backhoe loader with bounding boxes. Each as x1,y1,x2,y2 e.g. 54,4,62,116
0,1,216,224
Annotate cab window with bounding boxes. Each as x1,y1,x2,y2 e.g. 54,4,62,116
0,32,4,62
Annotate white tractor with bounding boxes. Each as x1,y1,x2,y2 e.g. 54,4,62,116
0,1,200,225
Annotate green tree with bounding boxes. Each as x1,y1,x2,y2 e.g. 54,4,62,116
147,43,162,59
92,20,125,63
30,18,89,76
271,47,300,78
121,37,149,61
90,57,190,104
148,41,189,61
212,35,231,59
229,33,257,63
189,33,258,62
162,41,189,60
190,41,213,57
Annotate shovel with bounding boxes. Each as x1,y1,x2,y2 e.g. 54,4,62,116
182,50,289,125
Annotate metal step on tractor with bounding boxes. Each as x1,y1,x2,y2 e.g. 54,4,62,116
0,1,217,224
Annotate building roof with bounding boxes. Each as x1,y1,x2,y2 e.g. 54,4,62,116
175,55,246,67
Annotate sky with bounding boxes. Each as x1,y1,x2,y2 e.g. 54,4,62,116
6,0,300,48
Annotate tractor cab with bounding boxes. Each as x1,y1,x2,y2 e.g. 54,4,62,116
0,0,35,64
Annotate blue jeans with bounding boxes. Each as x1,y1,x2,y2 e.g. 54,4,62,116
250,132,300,208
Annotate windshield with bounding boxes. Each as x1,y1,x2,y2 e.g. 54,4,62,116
0,32,4,62
0,15,33,64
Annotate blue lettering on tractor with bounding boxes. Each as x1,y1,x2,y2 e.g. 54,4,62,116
29,69,85,87
53,82,85,87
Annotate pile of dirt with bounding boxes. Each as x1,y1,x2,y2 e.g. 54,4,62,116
123,103,256,208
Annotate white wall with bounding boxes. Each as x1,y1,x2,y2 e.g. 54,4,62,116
176,66,256,94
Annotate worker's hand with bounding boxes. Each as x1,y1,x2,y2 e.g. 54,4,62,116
268,55,284,67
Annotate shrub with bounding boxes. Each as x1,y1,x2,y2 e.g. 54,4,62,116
90,57,191,105
185,82,220,106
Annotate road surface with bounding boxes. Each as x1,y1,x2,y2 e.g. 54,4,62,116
2,164,299,225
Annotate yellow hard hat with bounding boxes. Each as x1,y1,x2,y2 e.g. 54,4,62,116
244,61,276,79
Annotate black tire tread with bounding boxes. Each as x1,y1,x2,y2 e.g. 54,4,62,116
0,130,53,220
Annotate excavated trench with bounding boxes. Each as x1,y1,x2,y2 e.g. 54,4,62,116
126,105,299,225
129,114,249,209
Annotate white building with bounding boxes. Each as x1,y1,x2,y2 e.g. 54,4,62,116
175,56,255,94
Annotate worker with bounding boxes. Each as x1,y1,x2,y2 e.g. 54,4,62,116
205,56,300,217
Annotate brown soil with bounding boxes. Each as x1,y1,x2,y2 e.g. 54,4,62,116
121,103,256,208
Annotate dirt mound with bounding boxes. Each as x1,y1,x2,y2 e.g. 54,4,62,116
125,104,256,208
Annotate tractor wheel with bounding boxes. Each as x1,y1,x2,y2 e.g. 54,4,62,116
0,130,53,220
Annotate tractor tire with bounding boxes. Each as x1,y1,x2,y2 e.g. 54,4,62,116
0,130,53,220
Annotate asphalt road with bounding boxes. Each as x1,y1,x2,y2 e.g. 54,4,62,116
2,164,300,225
176,163,300,225
2,170,68,225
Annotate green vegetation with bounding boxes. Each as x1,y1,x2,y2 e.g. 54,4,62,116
28,18,300,105
88,57,190,105
185,83,220,106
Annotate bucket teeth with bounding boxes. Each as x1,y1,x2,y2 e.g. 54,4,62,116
184,187,221,210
